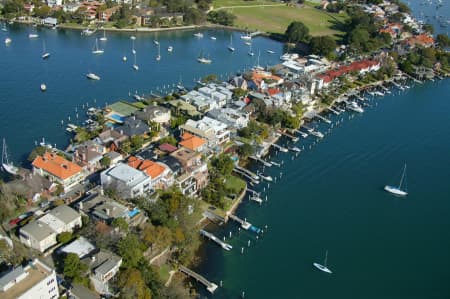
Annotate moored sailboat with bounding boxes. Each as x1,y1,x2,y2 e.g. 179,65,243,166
1,139,19,175
92,38,104,54
384,164,408,196
313,250,332,274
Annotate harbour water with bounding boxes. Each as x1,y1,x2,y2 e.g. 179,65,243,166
197,80,450,299
0,26,282,164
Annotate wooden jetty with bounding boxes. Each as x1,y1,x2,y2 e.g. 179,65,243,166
200,229,233,251
271,143,288,152
249,156,272,167
179,265,218,293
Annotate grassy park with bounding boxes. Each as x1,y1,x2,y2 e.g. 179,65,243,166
213,1,348,37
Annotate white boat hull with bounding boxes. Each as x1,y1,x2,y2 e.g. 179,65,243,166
2,163,18,175
313,263,332,274
384,185,408,196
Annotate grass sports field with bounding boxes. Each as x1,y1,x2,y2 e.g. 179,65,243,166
214,1,347,37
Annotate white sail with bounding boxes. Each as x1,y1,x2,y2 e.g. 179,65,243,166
2,139,18,175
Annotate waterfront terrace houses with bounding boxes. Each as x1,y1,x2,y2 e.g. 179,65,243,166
134,104,171,125
0,259,59,299
73,141,105,173
100,163,152,199
127,156,174,190
180,116,230,148
95,129,128,152
32,152,85,192
207,107,250,130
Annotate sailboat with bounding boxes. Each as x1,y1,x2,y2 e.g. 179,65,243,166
240,30,251,40
131,39,136,54
1,23,7,32
132,52,139,70
2,139,19,175
313,250,332,274
156,43,161,61
384,164,408,196
41,40,50,59
248,43,254,56
99,29,107,41
197,50,212,64
227,34,235,52
92,38,104,54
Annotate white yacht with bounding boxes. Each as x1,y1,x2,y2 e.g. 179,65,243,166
130,35,136,40
99,29,107,41
247,43,254,56
41,40,50,59
168,46,173,52
122,55,127,61
267,50,275,54
28,33,39,39
92,38,104,54
132,52,139,70
280,53,299,61
86,73,100,80
193,32,204,38
313,250,332,274
240,32,252,40
1,139,19,175
384,164,408,196
81,29,94,36
4,37,11,44
347,101,364,113
40,83,47,91
210,36,217,40
227,35,235,52
197,51,212,64
156,43,161,61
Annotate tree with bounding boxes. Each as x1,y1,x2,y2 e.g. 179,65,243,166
27,146,47,161
207,10,236,26
118,234,144,268
423,23,434,34
436,34,450,47
309,36,336,57
118,268,152,299
100,155,111,168
238,143,254,159
211,154,234,176
112,217,129,231
184,7,205,25
57,232,73,244
130,135,144,150
158,135,177,146
349,27,370,52
34,5,51,18
233,88,247,98
285,21,310,43
63,253,88,282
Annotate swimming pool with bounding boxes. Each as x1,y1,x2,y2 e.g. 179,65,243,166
107,113,125,123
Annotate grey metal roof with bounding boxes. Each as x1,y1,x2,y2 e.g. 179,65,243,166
48,205,80,224
20,221,54,242
0,267,25,290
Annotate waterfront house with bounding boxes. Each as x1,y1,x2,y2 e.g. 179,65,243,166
127,156,174,190
73,141,105,173
32,152,85,192
0,259,59,299
100,163,152,199
63,3,81,13
167,99,201,118
46,0,62,7
207,107,250,130
134,104,171,125
81,250,122,296
230,76,248,90
23,3,35,13
317,59,381,88
96,129,128,152
170,147,208,196
114,116,150,138
180,116,230,148
179,132,207,152
405,34,435,48
43,17,58,27
99,6,120,22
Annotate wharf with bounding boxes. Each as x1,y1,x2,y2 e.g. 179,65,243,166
315,114,332,124
249,156,272,167
179,265,218,293
278,130,299,142
200,229,233,251
234,166,259,180
271,143,288,152
228,214,261,234
327,107,340,115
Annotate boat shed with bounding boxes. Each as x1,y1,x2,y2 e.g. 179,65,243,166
43,17,58,27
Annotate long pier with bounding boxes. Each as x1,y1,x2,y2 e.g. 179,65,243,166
315,114,332,124
235,166,259,180
179,265,218,293
271,143,288,152
294,129,308,138
279,131,299,142
233,168,259,184
249,156,272,167
327,107,340,115
200,229,233,251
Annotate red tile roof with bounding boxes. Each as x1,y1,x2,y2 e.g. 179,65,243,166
159,143,178,153
179,132,206,151
32,152,82,180
127,156,166,179
318,60,379,83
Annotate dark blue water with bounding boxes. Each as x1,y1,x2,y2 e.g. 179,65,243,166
0,26,282,164
197,80,450,299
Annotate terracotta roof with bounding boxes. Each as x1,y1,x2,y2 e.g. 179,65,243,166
407,34,434,46
179,133,206,151
32,152,82,180
127,156,166,179
159,143,178,153
318,60,379,83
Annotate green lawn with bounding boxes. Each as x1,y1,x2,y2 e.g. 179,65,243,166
225,175,246,194
158,264,171,282
214,0,275,8
222,4,347,36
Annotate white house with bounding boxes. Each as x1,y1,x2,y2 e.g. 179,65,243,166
0,259,58,299
100,163,152,199
180,116,230,147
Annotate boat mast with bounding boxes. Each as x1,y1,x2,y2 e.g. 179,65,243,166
399,164,407,190
324,250,328,267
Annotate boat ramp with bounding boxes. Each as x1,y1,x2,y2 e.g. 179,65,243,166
200,229,233,251
179,265,218,293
